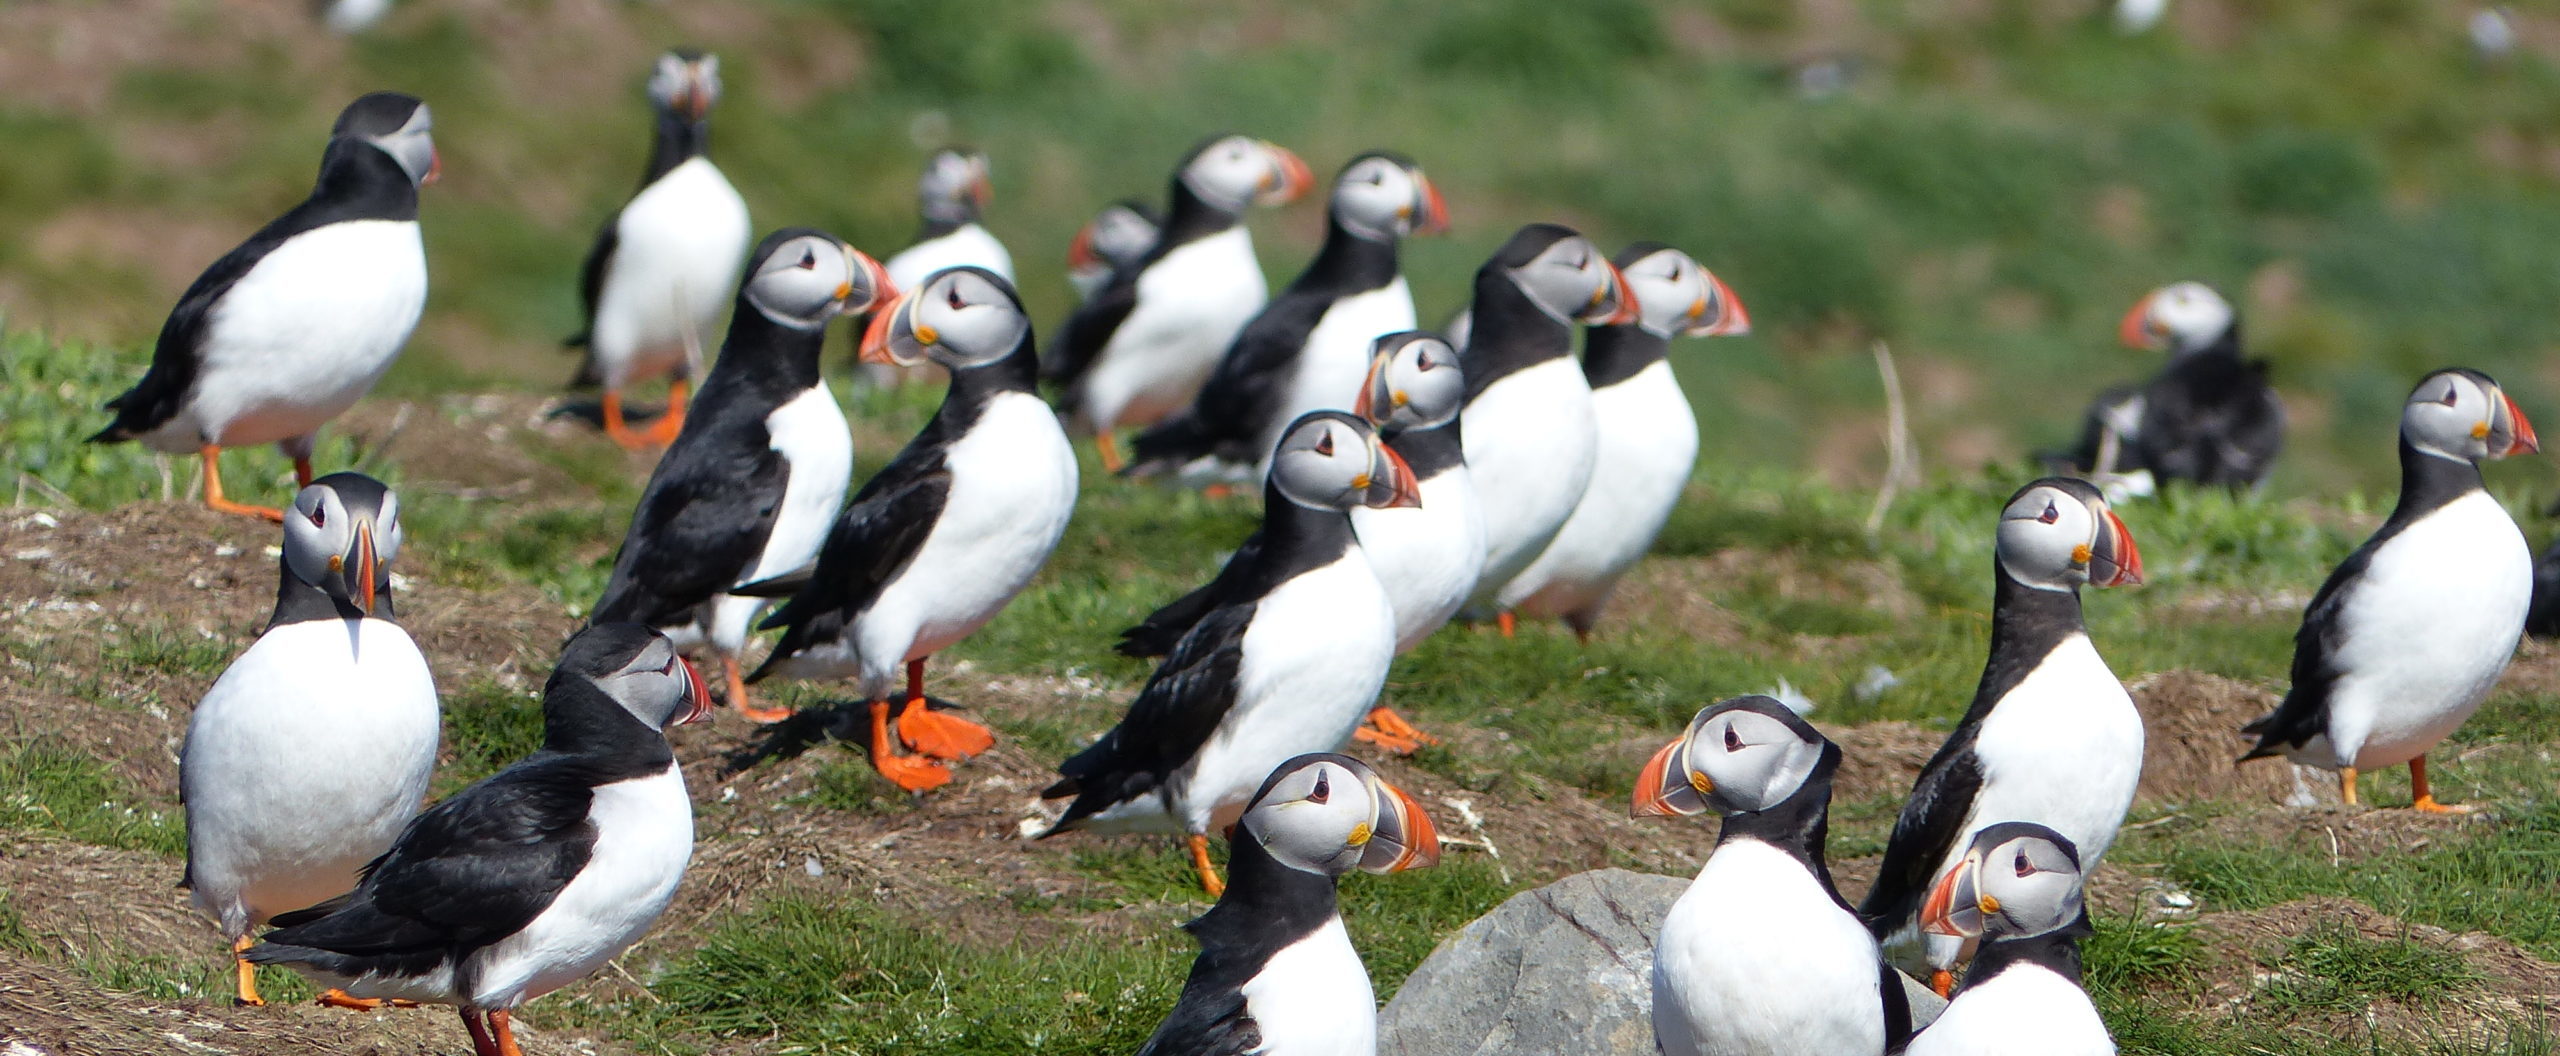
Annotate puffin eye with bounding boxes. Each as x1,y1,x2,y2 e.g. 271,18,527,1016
1308,771,1330,804
797,250,817,270
946,285,967,310
1415,355,1435,372
308,504,325,528
1722,726,1743,752
2038,502,2059,525
1314,431,1335,457
2014,852,2033,877
2442,385,2462,407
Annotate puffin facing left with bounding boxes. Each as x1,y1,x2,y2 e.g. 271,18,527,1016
183,473,439,1008
247,623,711,1056
1133,754,1439,1056
589,230,892,723
90,93,436,522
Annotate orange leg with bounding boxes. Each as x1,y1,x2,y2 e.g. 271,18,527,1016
2340,766,2360,807
601,389,651,449
868,699,953,791
1495,611,1516,638
292,457,316,488
640,378,691,447
232,935,265,1006
1187,833,1226,897
896,658,996,761
1201,482,1236,500
318,988,417,1010
2409,755,2475,814
1095,431,1125,474
201,447,283,522
461,1009,498,1056
1352,705,1438,755
1930,969,1954,999
491,1009,525,1056
726,654,793,723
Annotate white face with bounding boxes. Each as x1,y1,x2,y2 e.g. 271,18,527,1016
919,149,992,218
1620,248,1746,338
1995,482,2139,592
1925,825,2086,941
648,52,721,120
2403,369,2535,463
367,104,437,187
1512,234,1632,325
2128,281,2232,353
871,267,1028,370
283,477,402,610
1637,700,1824,817
1238,756,1438,878
1181,135,1309,213
1086,204,1159,270
1270,413,1417,511
588,633,708,730
1359,333,1464,432
744,235,882,329
1331,155,1443,242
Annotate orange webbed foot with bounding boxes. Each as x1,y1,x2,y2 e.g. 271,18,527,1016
2411,795,2477,815
897,699,996,761
1930,969,1954,999
1353,706,1438,756
318,989,418,1010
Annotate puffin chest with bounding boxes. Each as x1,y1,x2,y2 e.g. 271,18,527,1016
1655,840,1884,1056
1963,635,2143,871
743,386,854,582
1234,916,1376,1055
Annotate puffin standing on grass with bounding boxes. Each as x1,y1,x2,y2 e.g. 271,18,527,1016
871,149,1012,388
1132,754,1439,1056
745,267,1077,791
588,230,892,722
1452,223,1638,633
1127,152,1448,483
565,49,753,449
90,93,437,521
2059,281,2283,493
1512,243,1747,640
246,623,709,1056
2241,369,2538,811
1066,200,1162,303
1904,824,2114,1056
183,473,438,1008
1048,134,1314,472
1042,412,1420,894
1858,478,2145,996
1636,696,1912,1056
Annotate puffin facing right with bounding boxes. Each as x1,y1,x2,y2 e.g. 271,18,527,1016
2242,368,2537,810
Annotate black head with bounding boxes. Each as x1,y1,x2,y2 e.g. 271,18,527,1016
1610,242,1748,338
859,265,1030,373
548,623,712,734
739,227,894,330
1238,753,1440,879
1482,223,1637,325
917,148,994,225
1995,477,2143,593
1329,151,1449,243
1270,411,1423,512
282,472,404,616
1921,821,2087,942
1355,331,1464,433
648,49,723,122
2402,367,2541,465
332,92,437,187
1176,133,1315,214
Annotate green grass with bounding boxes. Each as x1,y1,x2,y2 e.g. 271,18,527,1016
0,740,186,857
2259,921,2481,1014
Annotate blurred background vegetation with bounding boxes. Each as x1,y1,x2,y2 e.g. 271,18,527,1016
8,0,2560,500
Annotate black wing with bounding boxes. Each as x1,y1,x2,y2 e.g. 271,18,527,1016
1128,289,1336,470
89,235,278,442
565,216,618,350
1878,959,1914,1054
1856,730,1985,937
1042,603,1254,828
747,452,952,681
1046,272,1141,392
2050,383,2139,474
1117,532,1266,658
590,434,790,628
2132,357,2284,487
2241,534,2379,758
255,760,597,961
2527,537,2560,639
1132,988,1261,1056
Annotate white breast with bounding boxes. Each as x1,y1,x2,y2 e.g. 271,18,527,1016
466,763,694,1010
1169,552,1397,835
1237,916,1377,1056
885,224,1015,288
1460,357,1599,613
697,386,856,656
1905,962,2114,1056
1262,277,1418,465
181,617,440,937
149,220,427,453
2310,490,2530,770
1512,361,1699,625
771,392,1078,698
1076,226,1269,432
1351,462,1486,653
589,157,752,389
1653,840,1889,1056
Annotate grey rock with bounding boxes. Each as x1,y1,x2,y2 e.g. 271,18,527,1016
1379,868,1947,1056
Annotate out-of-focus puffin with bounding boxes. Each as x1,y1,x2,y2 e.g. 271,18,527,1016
89,93,437,522
247,624,709,1056
1048,134,1314,472
1637,696,1912,1056
1454,223,1638,632
1511,243,1747,639
1904,824,2113,1056
2059,281,2283,494
746,267,1077,791
2242,369,2537,811
869,149,1012,388
1858,478,2144,996
565,50,753,449
589,230,891,722
1132,754,1439,1056
183,473,437,1008
1043,412,1420,894
1127,152,1448,483
1067,200,1163,304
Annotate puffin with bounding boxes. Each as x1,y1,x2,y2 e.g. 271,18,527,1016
1126,152,1449,483
1047,134,1315,472
181,473,438,1008
588,230,892,722
870,149,1012,389
1857,478,2145,996
2058,281,2283,493
565,49,753,449
1067,200,1163,304
745,267,1078,791
1511,243,1748,640
1116,333,1477,753
1452,223,1638,633
1042,411,1421,894
89,92,436,522
2241,368,2538,811
246,623,708,1056
1904,824,2113,1056
1132,754,1440,1056
1635,696,1912,1056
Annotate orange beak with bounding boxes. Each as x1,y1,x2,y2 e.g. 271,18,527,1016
1630,738,1687,817
354,524,378,613
1067,223,1100,272
854,253,895,315
2117,293,2156,348
1265,143,1316,204
2095,509,2143,587
678,658,714,724
1919,860,1971,936
1702,275,1750,336
2500,392,2541,456
421,149,441,187
1361,779,1442,872
1366,443,1424,509
1599,260,1643,326
859,292,908,365
1413,173,1451,236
